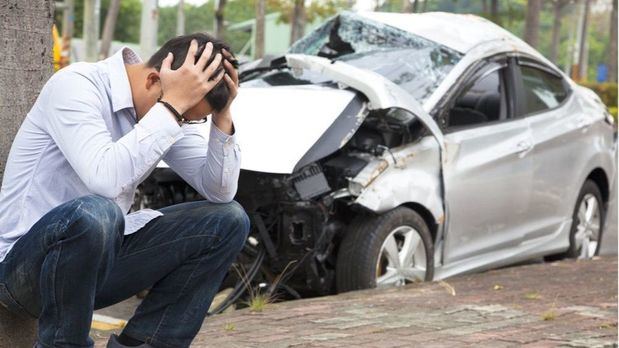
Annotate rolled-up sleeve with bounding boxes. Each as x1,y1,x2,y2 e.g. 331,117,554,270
162,120,241,203
43,71,184,199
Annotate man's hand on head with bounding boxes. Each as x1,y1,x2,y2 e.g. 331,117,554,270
159,39,224,115
211,48,240,135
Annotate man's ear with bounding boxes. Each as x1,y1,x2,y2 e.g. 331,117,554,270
145,71,161,91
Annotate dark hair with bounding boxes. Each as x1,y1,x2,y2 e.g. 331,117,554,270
146,33,238,112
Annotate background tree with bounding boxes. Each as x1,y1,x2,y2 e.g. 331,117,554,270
177,0,185,35
290,0,306,44
608,0,617,82
549,0,568,63
99,0,121,59
215,0,227,39
490,0,501,25
524,0,542,47
0,0,54,178
255,0,265,58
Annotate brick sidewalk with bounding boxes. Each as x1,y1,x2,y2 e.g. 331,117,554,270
92,257,618,347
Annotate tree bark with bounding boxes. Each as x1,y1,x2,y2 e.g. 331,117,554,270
524,0,542,48
99,0,121,59
402,0,412,13
255,0,265,59
214,0,226,39
577,0,590,80
609,0,617,82
411,0,419,12
0,0,55,180
550,0,565,63
490,0,501,25
290,0,305,45
176,0,185,36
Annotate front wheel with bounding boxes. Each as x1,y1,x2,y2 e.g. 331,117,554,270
336,207,434,293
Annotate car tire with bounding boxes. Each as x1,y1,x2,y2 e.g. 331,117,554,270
336,207,434,293
546,179,605,261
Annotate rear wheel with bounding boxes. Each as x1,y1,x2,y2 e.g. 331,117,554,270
547,179,605,261
568,180,605,259
336,207,434,292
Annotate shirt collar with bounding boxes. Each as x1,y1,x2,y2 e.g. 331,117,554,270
107,47,142,113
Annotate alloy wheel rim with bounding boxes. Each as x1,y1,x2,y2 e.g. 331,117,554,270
375,225,426,287
575,193,601,259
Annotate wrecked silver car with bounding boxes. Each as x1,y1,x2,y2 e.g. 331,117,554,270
136,11,617,309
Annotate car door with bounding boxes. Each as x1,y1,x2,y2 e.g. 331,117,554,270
512,58,589,239
441,58,535,264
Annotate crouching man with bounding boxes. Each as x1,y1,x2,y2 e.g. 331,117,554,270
0,33,249,348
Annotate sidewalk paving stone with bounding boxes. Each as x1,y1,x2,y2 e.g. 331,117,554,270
92,257,618,347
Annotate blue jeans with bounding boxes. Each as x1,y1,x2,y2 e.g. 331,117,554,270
0,195,250,348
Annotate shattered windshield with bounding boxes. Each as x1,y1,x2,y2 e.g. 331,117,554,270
286,11,463,103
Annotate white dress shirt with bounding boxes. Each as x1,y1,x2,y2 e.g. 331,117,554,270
0,47,241,263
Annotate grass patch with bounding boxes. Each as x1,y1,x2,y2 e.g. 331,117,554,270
524,292,541,300
541,310,557,321
599,322,617,329
224,322,235,331
233,259,298,313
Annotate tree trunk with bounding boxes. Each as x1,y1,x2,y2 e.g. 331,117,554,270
609,0,617,82
524,0,542,48
255,0,265,59
402,0,412,13
176,0,185,36
83,0,100,62
490,0,501,25
214,0,226,39
482,0,488,15
411,0,419,12
290,0,305,45
0,0,55,180
550,0,564,63
421,0,427,12
577,0,590,80
99,0,121,59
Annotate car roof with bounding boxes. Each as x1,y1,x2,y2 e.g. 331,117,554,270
355,11,535,55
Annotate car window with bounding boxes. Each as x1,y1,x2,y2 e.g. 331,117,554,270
447,67,507,128
519,65,568,115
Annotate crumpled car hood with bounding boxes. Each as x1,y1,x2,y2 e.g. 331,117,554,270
172,84,358,174
230,85,357,173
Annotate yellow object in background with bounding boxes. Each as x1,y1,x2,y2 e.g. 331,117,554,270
52,24,62,71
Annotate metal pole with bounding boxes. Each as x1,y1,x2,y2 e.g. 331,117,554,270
140,0,159,59
83,0,100,62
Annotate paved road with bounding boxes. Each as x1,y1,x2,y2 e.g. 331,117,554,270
92,257,617,347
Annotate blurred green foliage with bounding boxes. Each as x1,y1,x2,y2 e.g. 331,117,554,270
54,0,615,83
579,81,618,109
